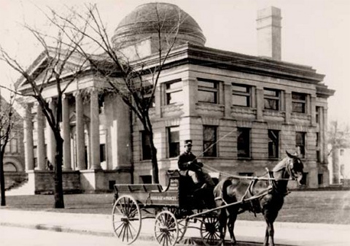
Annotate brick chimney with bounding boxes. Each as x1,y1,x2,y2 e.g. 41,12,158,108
257,6,282,60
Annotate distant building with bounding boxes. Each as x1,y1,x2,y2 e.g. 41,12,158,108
0,94,25,173
17,3,334,192
328,147,350,186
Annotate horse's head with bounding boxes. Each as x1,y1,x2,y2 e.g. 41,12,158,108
286,151,305,185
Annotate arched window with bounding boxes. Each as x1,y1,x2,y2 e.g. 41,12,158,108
4,163,17,172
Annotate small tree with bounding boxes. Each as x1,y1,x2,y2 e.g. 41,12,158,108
0,91,17,206
328,120,350,184
52,3,187,183
0,12,88,208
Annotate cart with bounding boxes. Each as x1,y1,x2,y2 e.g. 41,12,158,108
111,170,264,246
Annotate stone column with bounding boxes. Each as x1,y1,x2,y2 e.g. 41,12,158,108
310,96,316,126
90,89,101,169
284,92,291,124
256,88,264,121
36,103,46,170
24,104,34,171
319,107,324,163
75,91,86,170
47,99,57,167
182,78,197,117
323,108,328,164
155,85,162,117
62,94,72,170
224,83,231,118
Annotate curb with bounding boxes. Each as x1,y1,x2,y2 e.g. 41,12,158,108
0,221,160,242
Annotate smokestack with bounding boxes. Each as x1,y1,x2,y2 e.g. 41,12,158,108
257,6,282,61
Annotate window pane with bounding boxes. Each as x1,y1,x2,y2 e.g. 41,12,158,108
169,127,180,158
142,131,152,160
198,80,216,88
268,130,279,158
167,90,183,104
232,95,249,106
296,132,306,158
237,128,250,157
11,139,18,153
198,91,216,103
5,144,10,153
264,98,278,110
264,89,278,96
292,102,305,113
166,81,182,90
203,126,217,157
292,93,306,100
232,84,248,92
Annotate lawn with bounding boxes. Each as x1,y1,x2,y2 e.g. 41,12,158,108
3,190,350,224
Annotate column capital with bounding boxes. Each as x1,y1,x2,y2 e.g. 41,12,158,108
73,90,82,97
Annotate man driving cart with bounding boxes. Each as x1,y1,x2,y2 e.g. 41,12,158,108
178,139,215,190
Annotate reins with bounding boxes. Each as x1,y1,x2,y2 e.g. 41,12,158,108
202,159,293,182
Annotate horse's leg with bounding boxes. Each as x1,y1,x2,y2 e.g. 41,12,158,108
218,209,227,246
227,210,237,245
263,211,278,246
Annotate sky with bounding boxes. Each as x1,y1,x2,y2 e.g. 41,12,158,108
0,0,349,125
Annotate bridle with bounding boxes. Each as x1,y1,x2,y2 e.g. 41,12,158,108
285,156,301,181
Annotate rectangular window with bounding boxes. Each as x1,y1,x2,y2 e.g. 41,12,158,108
100,144,106,162
292,93,306,113
198,78,218,103
264,89,280,110
4,141,10,153
237,128,250,158
232,84,251,107
10,138,18,153
316,106,320,123
166,79,182,105
141,131,152,160
168,126,180,158
203,126,217,157
268,130,279,158
296,132,306,158
316,150,321,162
318,174,323,185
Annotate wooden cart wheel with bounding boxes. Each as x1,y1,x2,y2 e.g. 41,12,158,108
112,195,141,245
154,211,179,246
200,216,223,246
176,218,188,243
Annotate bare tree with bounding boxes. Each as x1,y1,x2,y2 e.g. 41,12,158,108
51,3,187,183
328,120,350,184
0,12,88,208
0,91,17,206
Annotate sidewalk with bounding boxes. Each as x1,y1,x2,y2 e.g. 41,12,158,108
0,208,350,245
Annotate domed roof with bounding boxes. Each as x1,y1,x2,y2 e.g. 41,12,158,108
112,2,206,49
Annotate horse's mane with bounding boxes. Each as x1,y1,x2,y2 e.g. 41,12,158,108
272,157,288,172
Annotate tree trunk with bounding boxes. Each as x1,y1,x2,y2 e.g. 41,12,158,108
150,145,159,184
332,147,340,184
0,151,6,206
53,136,64,208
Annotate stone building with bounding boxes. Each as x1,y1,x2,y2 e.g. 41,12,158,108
0,94,25,173
17,3,334,192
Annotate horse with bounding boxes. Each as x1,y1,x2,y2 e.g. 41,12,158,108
213,151,305,246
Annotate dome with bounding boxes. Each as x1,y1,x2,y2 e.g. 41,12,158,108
112,2,206,49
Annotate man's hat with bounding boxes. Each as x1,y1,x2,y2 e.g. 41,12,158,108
184,139,192,146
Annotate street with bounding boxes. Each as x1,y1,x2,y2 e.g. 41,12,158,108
0,225,159,246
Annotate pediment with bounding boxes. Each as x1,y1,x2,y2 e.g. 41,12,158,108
16,48,91,92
